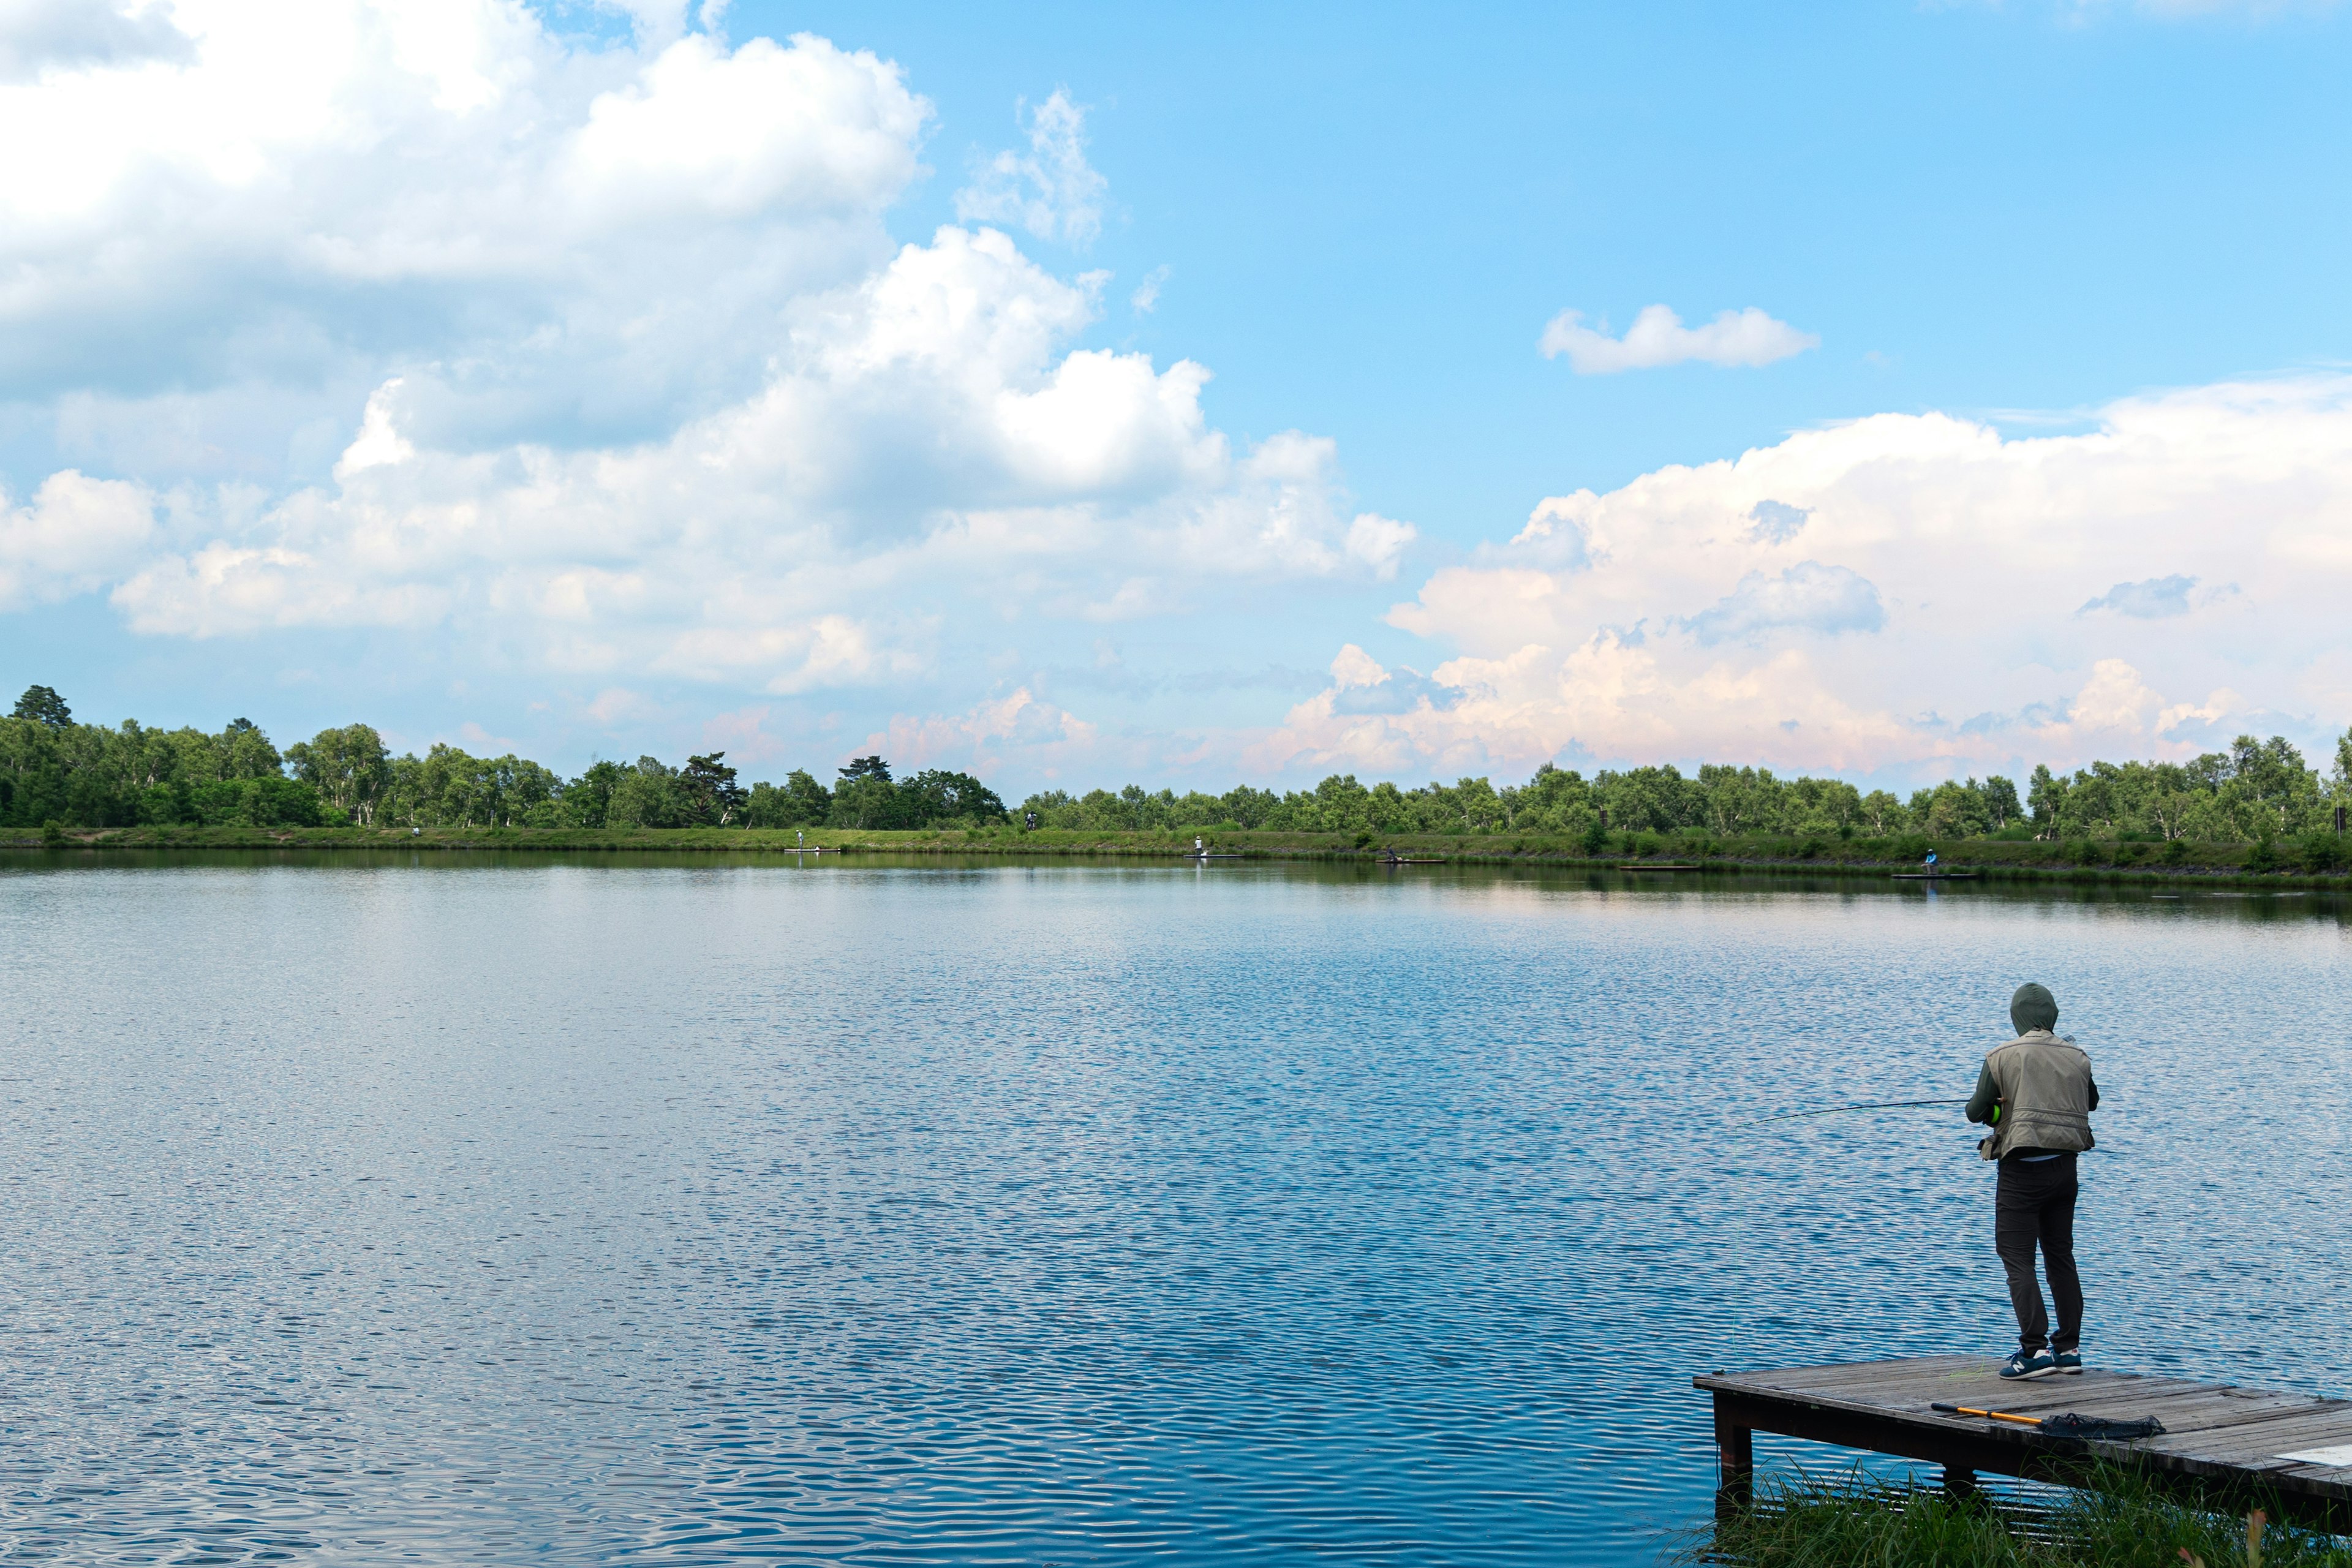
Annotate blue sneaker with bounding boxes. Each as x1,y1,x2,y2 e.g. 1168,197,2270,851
2052,1348,2082,1374
2000,1348,2057,1380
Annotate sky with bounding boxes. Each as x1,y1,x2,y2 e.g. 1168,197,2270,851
2,0,2350,794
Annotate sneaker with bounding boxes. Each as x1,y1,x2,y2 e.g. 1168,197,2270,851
2052,1348,2082,1374
2000,1348,2057,1380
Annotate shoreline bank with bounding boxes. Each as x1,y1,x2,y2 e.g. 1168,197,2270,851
7,824,2348,890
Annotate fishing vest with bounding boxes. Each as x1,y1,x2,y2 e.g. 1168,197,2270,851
1980,1030,2095,1161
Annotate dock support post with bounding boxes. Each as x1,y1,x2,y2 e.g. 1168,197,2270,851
1943,1466,1978,1502
1713,1395,1753,1519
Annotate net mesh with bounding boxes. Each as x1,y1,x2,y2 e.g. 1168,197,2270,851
2039,1412,2167,1441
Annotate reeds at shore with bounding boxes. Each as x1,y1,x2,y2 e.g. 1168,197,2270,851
1681,1468,2352,1567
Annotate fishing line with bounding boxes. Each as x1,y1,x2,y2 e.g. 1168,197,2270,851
1755,1096,1970,1123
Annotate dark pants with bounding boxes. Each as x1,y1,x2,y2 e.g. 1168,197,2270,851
1996,1153,2081,1352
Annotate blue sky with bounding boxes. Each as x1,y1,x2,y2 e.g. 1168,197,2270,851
3,0,2350,792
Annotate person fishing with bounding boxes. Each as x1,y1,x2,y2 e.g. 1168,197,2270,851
1967,982,2098,1380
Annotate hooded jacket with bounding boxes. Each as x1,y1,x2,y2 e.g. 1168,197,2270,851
1967,1031,2097,1160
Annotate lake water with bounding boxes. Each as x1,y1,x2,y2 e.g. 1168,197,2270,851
2,854,2348,1564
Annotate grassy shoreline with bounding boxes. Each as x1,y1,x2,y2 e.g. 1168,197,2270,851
1686,1470,2350,1566
6,822,2349,889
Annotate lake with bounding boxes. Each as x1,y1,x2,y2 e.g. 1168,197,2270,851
3,854,2347,1564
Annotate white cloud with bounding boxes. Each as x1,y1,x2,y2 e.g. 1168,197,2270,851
1746,499,1810,544
98,223,1408,685
0,469,156,607
1129,263,1169,314
2076,574,2196,617
0,9,1424,781
37,4,2345,800
1345,513,1417,579
954,88,1107,247
0,4,928,450
1681,562,1885,644
334,380,414,477
584,686,660,726
1330,644,1390,690
0,0,193,83
855,687,1100,778
0,3,1427,712
565,31,920,224
1254,376,2352,780
1540,304,1819,374
661,613,932,695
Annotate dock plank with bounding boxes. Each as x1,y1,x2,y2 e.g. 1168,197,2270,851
2158,1413,2352,1465
1697,1357,2352,1528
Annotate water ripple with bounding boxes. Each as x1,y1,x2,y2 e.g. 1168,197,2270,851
1,862,2345,1564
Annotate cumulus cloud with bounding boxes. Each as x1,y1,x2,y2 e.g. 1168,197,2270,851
0,0,194,82
1747,499,1811,544
954,89,1108,247
1321,644,1453,718
2077,574,2196,617
0,6,1419,736
1681,562,1885,644
0,4,929,447
1539,304,1818,374
1129,263,1169,314
0,469,156,608
99,223,1408,686
18,2,2342,796
855,687,1100,778
1257,376,2352,780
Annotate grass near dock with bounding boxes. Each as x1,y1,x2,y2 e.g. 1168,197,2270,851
1686,1469,2352,1567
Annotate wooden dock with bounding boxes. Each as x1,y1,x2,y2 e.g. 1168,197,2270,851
1698,1357,2352,1526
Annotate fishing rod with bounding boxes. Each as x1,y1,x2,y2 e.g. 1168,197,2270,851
1757,1096,1970,1123
1753,1034,2079,1124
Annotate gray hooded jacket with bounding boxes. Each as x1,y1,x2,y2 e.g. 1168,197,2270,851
1966,1031,2098,1160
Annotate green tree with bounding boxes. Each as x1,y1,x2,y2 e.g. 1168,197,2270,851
679,753,748,825
1858,790,1907,835
1597,765,1703,832
608,756,687,828
831,757,904,828
2190,734,2324,837
1978,776,2022,830
217,717,283,780
285,724,393,824
2027,764,2066,837
560,760,628,829
1367,778,1419,833
1914,779,1992,838
1697,765,1787,834
1510,763,1595,834
899,769,1008,826
1782,775,1861,835
1218,785,1280,828
12,685,70,727
745,769,831,827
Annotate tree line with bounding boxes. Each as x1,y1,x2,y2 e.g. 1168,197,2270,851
0,687,1002,832
1016,731,2352,845
6,684,2348,843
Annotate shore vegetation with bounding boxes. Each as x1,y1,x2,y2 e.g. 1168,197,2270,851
6,686,2348,870
1686,1469,2351,1567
